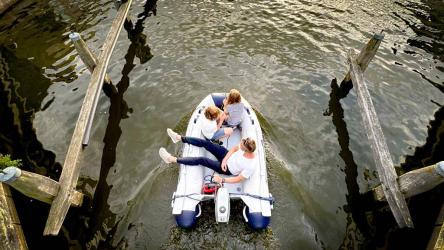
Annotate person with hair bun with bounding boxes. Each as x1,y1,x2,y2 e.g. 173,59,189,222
223,89,245,126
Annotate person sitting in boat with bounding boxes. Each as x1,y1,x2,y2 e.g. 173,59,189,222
202,105,233,141
159,129,257,183
222,89,245,127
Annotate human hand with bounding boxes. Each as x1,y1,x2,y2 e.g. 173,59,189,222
213,175,223,184
221,160,228,172
225,127,233,136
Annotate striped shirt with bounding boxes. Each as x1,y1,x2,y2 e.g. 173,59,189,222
226,103,244,126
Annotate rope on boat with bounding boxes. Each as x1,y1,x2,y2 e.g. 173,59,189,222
172,192,275,205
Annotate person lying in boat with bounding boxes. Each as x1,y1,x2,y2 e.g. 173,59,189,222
159,129,256,183
222,89,244,127
202,105,233,141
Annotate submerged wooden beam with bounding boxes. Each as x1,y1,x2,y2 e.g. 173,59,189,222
1,167,83,206
0,183,28,250
347,50,413,228
44,0,133,236
373,162,444,201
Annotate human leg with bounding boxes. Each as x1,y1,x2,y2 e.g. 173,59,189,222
181,136,228,161
177,157,232,175
211,128,233,141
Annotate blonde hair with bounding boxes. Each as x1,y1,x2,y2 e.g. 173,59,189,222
227,89,241,104
241,138,256,153
204,105,221,120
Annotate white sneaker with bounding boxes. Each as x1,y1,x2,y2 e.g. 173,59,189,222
167,128,180,143
159,147,173,164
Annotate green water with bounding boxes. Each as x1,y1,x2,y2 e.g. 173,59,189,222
0,0,443,249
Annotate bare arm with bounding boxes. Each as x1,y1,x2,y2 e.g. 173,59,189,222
220,144,239,172
214,174,245,184
223,144,239,163
216,113,225,130
223,99,229,113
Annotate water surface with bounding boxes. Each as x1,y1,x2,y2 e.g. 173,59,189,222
0,0,443,249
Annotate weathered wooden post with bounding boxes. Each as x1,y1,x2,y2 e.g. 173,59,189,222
69,32,113,86
0,0,19,15
44,0,133,235
0,168,27,250
0,167,83,206
348,50,413,228
69,32,115,146
428,203,444,250
342,33,384,84
373,161,444,201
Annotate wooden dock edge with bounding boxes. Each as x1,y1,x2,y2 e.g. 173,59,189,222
427,203,444,250
43,0,133,235
0,0,19,15
0,183,28,250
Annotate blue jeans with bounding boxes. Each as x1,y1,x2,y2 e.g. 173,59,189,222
177,136,232,175
211,128,225,140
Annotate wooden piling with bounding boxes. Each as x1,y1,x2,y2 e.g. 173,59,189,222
0,0,19,15
347,50,413,228
1,167,84,206
69,32,112,86
69,32,114,146
373,162,444,202
0,183,28,250
343,33,384,84
427,203,444,250
44,0,133,236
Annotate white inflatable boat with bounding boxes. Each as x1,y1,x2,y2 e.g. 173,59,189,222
171,93,273,229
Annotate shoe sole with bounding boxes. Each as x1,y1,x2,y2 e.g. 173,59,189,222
159,148,172,164
167,129,179,143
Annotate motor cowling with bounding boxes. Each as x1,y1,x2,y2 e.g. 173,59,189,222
215,187,230,223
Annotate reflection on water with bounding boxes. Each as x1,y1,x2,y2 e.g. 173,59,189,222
0,0,443,249
72,1,157,249
324,78,369,249
0,46,67,248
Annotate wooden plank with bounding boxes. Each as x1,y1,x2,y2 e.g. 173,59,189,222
43,0,133,235
433,224,444,250
69,32,112,86
0,0,19,15
343,33,384,83
436,202,444,226
428,203,444,250
373,162,444,201
5,169,84,206
0,183,28,250
347,50,413,228
69,32,114,146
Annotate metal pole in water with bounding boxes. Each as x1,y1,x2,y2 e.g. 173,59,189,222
69,32,113,146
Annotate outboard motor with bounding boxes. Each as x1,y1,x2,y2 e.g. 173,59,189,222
215,187,230,223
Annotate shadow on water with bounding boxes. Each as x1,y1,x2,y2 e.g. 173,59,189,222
380,102,444,250
325,75,444,249
63,1,158,249
323,78,372,249
0,46,68,247
0,0,157,248
371,1,444,248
